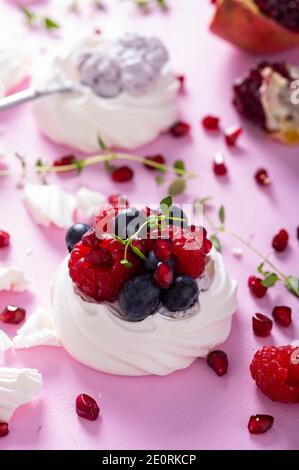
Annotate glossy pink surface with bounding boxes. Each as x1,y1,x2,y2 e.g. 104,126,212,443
0,0,299,450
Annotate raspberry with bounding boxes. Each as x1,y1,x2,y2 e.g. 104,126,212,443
250,345,299,403
69,238,142,302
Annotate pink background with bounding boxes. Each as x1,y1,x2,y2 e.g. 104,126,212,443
0,0,299,450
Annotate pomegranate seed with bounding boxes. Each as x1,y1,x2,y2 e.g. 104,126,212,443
0,422,9,438
85,247,112,269
297,226,299,240
144,155,166,171
248,276,267,299
248,415,274,434
75,394,100,421
94,28,101,35
169,121,191,137
154,262,174,289
111,166,134,183
202,115,220,131
0,230,10,248
213,152,227,176
154,239,172,260
0,305,26,324
108,194,129,208
272,306,292,327
272,229,289,252
255,168,271,186
207,350,228,376
224,125,243,146
53,155,77,167
252,313,273,337
176,74,185,92
203,238,212,254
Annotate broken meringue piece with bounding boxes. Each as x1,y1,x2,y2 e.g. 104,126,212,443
232,247,243,258
76,187,105,219
0,331,13,365
13,306,60,349
0,46,31,96
0,267,30,292
24,184,76,229
0,367,42,422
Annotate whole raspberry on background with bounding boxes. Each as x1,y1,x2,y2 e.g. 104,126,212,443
250,345,299,403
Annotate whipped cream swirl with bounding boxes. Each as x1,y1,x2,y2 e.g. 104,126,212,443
52,248,237,376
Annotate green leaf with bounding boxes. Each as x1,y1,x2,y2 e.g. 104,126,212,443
104,160,116,174
156,0,168,9
43,17,60,30
98,135,108,151
155,174,165,186
21,7,35,23
285,276,299,298
168,178,186,196
35,158,43,168
114,235,126,245
218,205,225,225
160,196,172,210
120,259,133,269
131,245,147,261
210,235,222,253
261,273,279,288
74,159,85,174
173,160,185,175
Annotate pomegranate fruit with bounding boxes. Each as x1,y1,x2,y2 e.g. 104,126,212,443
210,0,299,54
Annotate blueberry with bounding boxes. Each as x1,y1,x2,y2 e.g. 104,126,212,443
143,251,159,272
119,274,161,321
65,223,91,252
161,275,199,312
114,208,147,239
166,205,188,228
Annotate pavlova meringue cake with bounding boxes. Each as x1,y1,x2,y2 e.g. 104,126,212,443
52,202,237,376
33,33,179,151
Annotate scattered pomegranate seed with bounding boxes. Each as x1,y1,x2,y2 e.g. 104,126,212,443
154,239,172,260
0,305,26,324
255,168,271,186
207,350,228,376
176,74,185,92
111,166,134,183
144,155,166,171
248,276,267,299
75,394,100,421
154,262,174,289
252,313,273,337
0,422,9,438
108,194,129,208
224,125,243,146
85,247,112,269
94,28,101,35
0,230,10,248
213,152,227,176
53,155,77,167
169,121,191,137
248,414,274,434
272,229,289,252
202,115,220,131
297,226,299,240
272,306,292,327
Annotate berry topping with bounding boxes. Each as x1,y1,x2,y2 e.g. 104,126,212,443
250,345,299,403
154,239,172,260
108,194,129,208
272,305,292,327
114,208,147,239
111,166,134,183
119,274,161,321
0,422,9,438
143,251,159,273
207,350,228,377
169,121,191,137
248,276,267,299
69,238,141,302
202,115,220,131
248,414,274,435
0,230,10,248
75,394,100,421
0,305,26,324
85,246,112,269
255,168,271,186
213,152,227,176
224,125,243,146
154,262,174,289
272,229,289,252
161,275,199,312
144,154,166,170
53,155,77,167
65,223,91,253
252,313,273,337
172,227,210,279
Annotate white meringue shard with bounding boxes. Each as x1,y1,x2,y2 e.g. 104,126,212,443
0,46,31,96
13,307,60,349
232,247,243,258
0,267,30,292
0,367,42,422
24,184,76,229
0,331,13,365
76,187,105,219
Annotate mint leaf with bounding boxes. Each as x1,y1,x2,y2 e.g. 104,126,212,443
173,160,185,175
21,7,35,23
131,245,147,261
257,262,270,277
98,135,108,151
210,235,222,253
35,158,43,168
261,273,279,288
285,276,299,298
74,159,85,174
160,196,172,210
155,174,165,186
168,178,186,196
120,259,133,269
156,0,168,9
43,17,60,30
218,205,225,225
